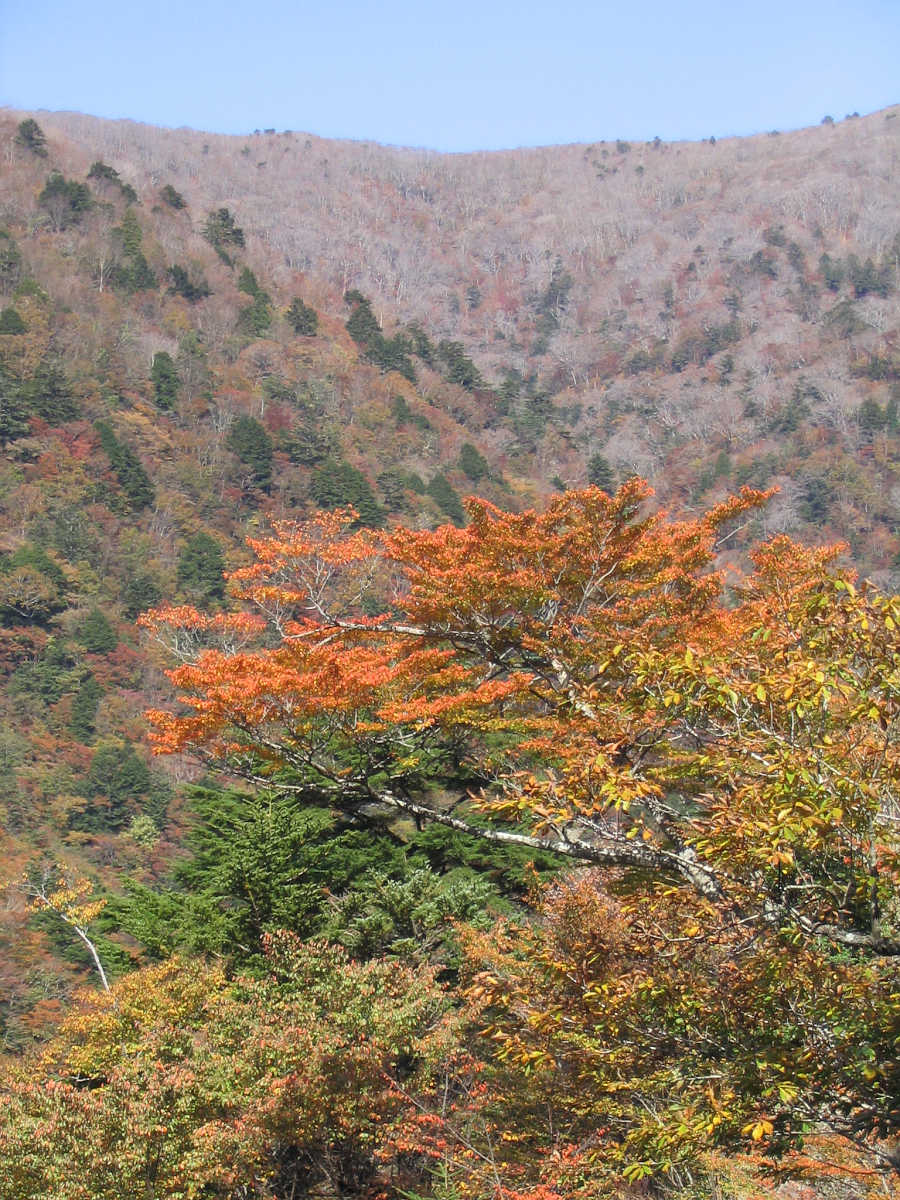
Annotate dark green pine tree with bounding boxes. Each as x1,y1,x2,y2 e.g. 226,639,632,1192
0,232,23,292
225,415,273,490
71,740,155,833
21,361,80,424
114,789,380,961
587,452,616,493
344,293,415,381
285,297,318,336
436,341,483,390
310,459,385,528
113,781,557,968
15,118,47,157
886,386,900,435
38,172,92,230
159,184,187,210
177,532,226,604
0,367,30,446
202,208,245,261
237,267,261,296
0,308,26,334
167,264,211,303
94,421,155,511
237,294,272,337
78,607,117,654
150,351,179,410
426,473,466,525
121,571,162,619
69,674,103,742
458,442,490,483
344,291,382,344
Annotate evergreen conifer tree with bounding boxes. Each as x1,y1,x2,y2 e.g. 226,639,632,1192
177,533,226,604
426,473,465,525
225,415,273,490
286,297,318,336
78,608,117,654
311,459,385,528
94,421,155,511
15,118,47,157
458,442,490,482
150,351,179,410
69,674,103,742
587,452,616,493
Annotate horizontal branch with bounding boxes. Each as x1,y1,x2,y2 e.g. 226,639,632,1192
762,899,900,957
371,788,724,898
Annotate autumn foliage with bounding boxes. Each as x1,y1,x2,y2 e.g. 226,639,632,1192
0,934,449,1200
136,482,900,1187
3,482,898,1197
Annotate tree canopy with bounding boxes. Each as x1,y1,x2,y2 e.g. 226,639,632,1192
138,482,900,1183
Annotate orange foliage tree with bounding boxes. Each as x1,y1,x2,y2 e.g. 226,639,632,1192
141,482,900,1184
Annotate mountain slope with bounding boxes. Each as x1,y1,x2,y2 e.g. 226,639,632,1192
0,103,898,1043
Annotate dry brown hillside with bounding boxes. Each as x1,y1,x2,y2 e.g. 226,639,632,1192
4,107,898,565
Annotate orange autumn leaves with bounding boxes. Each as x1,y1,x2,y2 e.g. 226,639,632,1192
140,482,899,958
141,480,766,781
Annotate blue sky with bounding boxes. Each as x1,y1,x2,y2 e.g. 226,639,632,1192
2,0,897,151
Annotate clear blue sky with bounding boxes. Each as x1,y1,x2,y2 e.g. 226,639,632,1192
2,0,897,151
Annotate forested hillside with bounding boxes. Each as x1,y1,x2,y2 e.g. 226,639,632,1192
0,106,898,1198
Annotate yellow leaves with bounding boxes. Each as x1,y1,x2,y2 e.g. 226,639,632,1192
28,874,107,930
742,1119,774,1141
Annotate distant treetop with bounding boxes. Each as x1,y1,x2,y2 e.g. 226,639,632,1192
15,118,47,158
